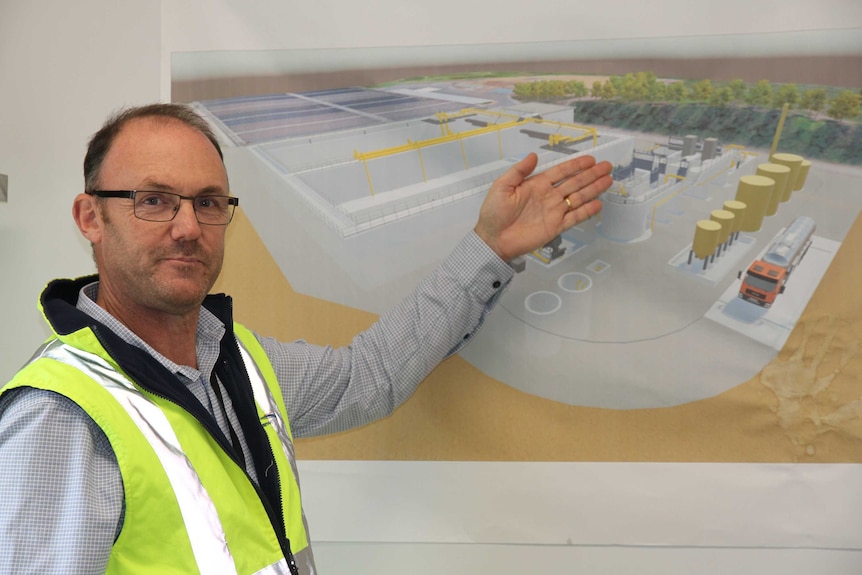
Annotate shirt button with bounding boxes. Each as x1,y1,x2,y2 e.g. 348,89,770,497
492,280,501,289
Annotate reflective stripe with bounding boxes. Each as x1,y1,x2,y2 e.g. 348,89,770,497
292,548,317,575
236,339,316,575
39,340,239,575
252,560,293,574
237,342,293,461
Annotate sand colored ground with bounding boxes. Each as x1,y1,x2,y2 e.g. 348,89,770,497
214,205,862,464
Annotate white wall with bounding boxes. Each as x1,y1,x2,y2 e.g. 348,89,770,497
2,1,862,573
0,1,160,379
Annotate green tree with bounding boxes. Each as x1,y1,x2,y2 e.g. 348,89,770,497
799,88,828,116
666,81,687,102
531,80,545,100
513,82,534,100
566,80,588,98
591,80,604,98
648,81,667,102
600,81,617,100
826,90,862,121
772,83,800,109
689,79,714,102
619,73,648,101
727,79,747,101
745,80,773,107
709,86,733,107
548,80,567,99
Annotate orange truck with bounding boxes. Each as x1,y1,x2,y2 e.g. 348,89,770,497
737,216,815,308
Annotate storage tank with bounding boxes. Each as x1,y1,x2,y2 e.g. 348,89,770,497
794,159,812,191
691,219,722,269
735,175,774,232
710,209,735,254
683,135,698,157
723,200,747,243
702,137,718,160
770,153,804,202
756,163,791,216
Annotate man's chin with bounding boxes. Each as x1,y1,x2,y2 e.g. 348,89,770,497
154,280,214,313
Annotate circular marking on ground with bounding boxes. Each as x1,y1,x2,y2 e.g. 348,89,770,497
558,272,592,293
524,291,562,315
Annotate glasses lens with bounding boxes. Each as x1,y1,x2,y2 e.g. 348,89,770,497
131,192,235,225
194,196,235,225
134,191,179,222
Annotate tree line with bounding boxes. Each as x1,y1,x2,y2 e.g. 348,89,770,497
512,72,861,122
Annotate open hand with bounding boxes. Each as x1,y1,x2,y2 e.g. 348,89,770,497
473,153,613,261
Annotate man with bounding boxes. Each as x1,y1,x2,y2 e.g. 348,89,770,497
0,103,612,574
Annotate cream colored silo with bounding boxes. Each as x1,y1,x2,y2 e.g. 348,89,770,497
691,219,722,269
735,174,774,232
794,159,812,191
770,152,804,202
710,209,735,254
722,200,747,243
756,163,791,216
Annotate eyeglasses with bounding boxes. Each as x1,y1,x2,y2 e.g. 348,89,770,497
86,190,239,225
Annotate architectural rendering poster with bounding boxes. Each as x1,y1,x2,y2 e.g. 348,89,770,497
172,33,862,465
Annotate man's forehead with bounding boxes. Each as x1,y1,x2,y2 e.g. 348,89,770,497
117,116,206,142
101,117,228,187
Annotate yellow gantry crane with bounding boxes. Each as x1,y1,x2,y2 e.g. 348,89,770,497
354,108,599,196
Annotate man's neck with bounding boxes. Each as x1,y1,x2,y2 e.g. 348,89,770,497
99,299,202,368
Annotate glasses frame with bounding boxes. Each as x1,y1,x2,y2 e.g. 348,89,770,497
86,190,239,225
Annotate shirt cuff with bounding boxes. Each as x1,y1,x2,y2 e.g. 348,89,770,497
441,230,515,303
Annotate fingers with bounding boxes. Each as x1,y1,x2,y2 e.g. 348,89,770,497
495,152,539,190
562,198,603,228
558,160,613,206
543,155,597,186
556,158,613,228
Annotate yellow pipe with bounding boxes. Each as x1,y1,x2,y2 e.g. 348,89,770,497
769,103,790,158
357,154,375,197
459,134,469,170
416,144,427,182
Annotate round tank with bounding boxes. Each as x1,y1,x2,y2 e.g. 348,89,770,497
702,137,718,160
735,174,774,232
683,135,698,157
723,200,746,235
596,198,652,242
710,209,734,246
756,163,791,216
770,153,804,202
795,159,812,191
693,220,722,259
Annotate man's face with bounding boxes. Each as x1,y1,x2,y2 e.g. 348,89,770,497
88,117,230,317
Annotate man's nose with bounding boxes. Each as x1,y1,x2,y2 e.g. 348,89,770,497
170,198,203,238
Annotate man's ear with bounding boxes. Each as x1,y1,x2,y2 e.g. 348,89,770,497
73,193,104,245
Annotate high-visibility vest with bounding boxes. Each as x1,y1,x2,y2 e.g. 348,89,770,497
3,323,316,575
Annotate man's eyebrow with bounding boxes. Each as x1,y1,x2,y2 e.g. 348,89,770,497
137,179,174,191
199,185,229,196
137,180,228,195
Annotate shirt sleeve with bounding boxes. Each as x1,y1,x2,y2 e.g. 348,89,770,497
257,230,514,438
0,387,123,575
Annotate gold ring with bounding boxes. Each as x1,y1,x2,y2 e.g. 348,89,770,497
564,196,572,209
